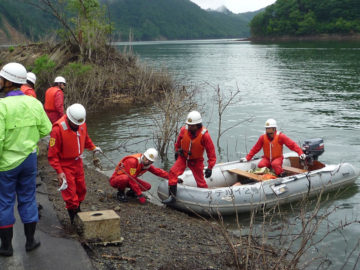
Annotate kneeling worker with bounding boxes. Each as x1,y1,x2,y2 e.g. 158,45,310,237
109,148,168,204
48,103,102,224
240,119,305,176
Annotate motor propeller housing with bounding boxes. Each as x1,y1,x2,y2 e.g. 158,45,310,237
302,138,325,162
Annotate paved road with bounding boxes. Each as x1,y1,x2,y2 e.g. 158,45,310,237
0,177,95,270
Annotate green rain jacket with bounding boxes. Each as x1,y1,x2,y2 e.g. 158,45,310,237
0,94,52,171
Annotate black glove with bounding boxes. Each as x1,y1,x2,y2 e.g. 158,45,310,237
204,168,212,178
175,149,184,160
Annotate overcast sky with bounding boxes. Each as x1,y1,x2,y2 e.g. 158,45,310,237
190,0,276,13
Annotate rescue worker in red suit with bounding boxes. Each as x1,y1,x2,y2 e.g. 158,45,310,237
48,103,102,224
240,119,306,176
20,72,37,98
44,76,66,124
109,148,168,204
163,111,216,205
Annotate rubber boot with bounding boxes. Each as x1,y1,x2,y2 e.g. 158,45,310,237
117,189,128,202
67,209,77,225
126,189,136,198
162,185,177,205
0,227,13,256
77,202,82,213
24,222,41,252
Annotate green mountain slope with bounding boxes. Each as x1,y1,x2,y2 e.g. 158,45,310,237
102,0,251,40
0,0,59,41
0,0,259,42
250,0,360,38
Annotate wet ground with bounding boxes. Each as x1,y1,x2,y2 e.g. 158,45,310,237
35,142,282,270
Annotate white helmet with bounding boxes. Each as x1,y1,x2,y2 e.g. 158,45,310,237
0,62,27,84
26,72,36,84
66,103,86,125
54,76,66,84
186,111,202,125
265,119,277,128
144,148,158,162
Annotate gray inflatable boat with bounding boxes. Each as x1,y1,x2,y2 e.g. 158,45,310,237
157,139,360,216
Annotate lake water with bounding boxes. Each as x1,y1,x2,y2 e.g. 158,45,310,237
87,39,360,269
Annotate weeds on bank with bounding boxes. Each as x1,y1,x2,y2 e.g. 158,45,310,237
190,188,360,270
0,41,178,111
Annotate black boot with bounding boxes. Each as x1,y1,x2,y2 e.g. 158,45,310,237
162,185,177,205
126,189,136,198
117,189,128,202
0,227,13,256
77,202,81,213
67,209,77,225
24,222,41,252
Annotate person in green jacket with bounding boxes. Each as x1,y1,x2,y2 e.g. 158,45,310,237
0,62,52,257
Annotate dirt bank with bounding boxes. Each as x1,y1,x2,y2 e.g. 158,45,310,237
37,142,283,270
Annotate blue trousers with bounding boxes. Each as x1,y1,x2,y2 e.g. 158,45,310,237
0,152,38,227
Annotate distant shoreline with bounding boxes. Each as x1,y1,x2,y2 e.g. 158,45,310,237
250,33,360,42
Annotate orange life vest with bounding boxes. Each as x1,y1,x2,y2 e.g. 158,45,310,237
54,115,88,159
260,174,277,181
263,132,283,161
44,86,62,111
115,153,148,176
180,126,207,160
20,84,36,98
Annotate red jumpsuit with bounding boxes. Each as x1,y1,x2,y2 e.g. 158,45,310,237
168,126,216,188
20,84,37,98
48,115,96,210
44,86,64,124
109,154,169,196
246,132,303,175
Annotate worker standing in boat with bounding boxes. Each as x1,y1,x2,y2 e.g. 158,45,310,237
240,119,306,177
47,103,102,224
109,148,169,204
163,111,216,205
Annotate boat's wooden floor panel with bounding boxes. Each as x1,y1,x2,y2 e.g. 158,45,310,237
282,166,307,174
228,169,263,181
229,166,307,181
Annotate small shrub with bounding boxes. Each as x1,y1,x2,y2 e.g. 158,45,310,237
63,62,92,77
32,55,56,74
8,46,14,52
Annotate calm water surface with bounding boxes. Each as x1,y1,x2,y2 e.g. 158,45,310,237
87,40,360,269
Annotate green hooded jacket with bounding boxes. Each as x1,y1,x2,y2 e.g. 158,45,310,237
0,95,52,171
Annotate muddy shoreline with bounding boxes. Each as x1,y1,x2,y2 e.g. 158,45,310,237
36,141,284,270
37,142,236,269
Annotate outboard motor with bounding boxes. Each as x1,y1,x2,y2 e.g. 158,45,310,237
302,138,324,163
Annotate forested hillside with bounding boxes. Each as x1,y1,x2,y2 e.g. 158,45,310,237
0,0,258,43
250,0,360,38
0,0,58,41
105,0,251,40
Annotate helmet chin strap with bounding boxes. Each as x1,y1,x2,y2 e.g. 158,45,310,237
67,118,79,131
0,78,7,92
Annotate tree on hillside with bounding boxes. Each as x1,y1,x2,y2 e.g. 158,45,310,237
23,0,113,62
